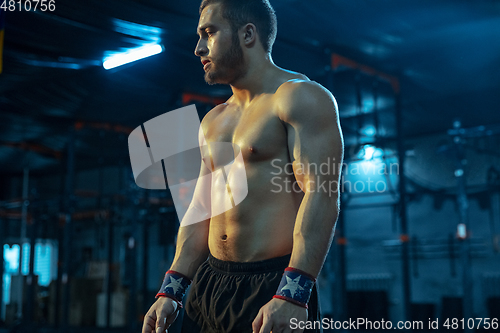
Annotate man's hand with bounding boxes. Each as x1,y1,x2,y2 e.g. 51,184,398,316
252,298,307,333
142,297,179,333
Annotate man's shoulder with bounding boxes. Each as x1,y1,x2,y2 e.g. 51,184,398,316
200,102,228,128
275,79,337,122
276,78,331,100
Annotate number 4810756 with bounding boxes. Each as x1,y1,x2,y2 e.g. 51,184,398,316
443,318,498,330
1,0,56,12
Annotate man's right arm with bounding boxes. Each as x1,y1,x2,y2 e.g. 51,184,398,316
168,121,212,278
142,122,212,333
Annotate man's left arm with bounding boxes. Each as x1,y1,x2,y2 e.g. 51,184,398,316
253,81,344,333
286,81,344,277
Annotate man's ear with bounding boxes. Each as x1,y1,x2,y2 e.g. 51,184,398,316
242,23,257,46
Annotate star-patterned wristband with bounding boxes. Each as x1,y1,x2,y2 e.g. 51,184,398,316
155,270,192,308
273,267,316,309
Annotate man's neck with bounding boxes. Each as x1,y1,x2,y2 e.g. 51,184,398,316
229,55,281,108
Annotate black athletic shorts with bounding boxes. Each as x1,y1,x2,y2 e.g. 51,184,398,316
181,253,322,333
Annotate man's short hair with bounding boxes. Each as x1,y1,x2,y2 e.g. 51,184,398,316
199,0,277,53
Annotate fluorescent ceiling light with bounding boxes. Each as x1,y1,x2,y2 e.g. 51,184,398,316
103,44,163,70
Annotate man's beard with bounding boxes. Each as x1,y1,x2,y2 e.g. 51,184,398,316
205,31,245,85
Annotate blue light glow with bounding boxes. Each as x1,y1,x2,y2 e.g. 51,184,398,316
112,19,162,43
359,144,377,160
360,125,377,137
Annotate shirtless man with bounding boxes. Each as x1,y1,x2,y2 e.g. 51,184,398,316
142,0,343,332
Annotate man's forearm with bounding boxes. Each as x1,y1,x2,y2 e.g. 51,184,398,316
289,192,339,277
169,219,210,279
170,246,209,280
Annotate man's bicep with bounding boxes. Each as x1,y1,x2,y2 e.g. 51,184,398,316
179,156,213,227
177,125,213,227
284,83,344,190
301,101,343,176
295,122,343,197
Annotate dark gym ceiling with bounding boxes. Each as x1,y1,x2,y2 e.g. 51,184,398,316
1,0,500,174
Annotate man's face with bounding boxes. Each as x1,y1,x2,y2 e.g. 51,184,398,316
195,4,246,85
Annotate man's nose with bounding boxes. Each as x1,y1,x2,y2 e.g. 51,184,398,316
194,39,208,57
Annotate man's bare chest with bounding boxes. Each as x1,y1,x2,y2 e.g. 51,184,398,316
204,104,288,162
